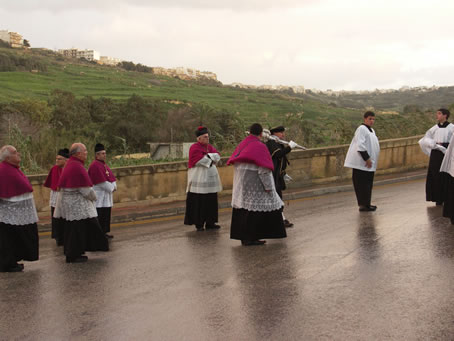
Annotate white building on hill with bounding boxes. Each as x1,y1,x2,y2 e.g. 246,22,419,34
0,30,24,48
58,48,100,61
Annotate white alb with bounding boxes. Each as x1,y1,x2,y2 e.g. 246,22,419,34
344,125,380,172
93,181,117,208
419,123,454,156
186,154,223,194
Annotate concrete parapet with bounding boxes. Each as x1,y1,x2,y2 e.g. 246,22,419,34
30,135,428,213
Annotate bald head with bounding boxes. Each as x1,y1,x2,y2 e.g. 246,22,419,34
70,143,87,162
0,145,21,166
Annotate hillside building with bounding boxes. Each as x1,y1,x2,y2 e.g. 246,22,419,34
151,67,217,81
98,56,122,66
58,48,78,58
58,48,100,61
0,30,24,48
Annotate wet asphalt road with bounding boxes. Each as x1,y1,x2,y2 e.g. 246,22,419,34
2,179,454,340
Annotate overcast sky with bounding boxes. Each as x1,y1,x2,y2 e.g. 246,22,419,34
1,0,453,90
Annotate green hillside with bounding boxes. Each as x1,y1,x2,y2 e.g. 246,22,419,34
0,46,439,173
302,87,454,112
0,47,362,124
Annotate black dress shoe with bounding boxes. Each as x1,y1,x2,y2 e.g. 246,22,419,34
105,234,114,239
66,256,88,263
436,202,443,206
359,206,375,212
2,264,24,272
241,240,266,246
283,219,294,228
205,224,221,230
368,205,377,210
195,225,204,231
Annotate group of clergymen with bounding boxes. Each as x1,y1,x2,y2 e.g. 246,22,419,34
1,109,454,272
0,143,115,271
182,108,454,243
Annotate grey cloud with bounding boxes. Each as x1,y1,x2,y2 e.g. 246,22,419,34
0,0,318,13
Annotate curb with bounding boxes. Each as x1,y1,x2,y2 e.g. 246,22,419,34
38,172,426,233
283,172,426,201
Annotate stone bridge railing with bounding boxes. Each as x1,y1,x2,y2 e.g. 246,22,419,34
29,135,427,212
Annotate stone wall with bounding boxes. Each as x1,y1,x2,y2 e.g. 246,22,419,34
29,135,428,212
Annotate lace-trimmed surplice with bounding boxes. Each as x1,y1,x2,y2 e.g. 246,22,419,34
54,187,98,221
231,163,283,212
0,192,39,225
49,190,58,208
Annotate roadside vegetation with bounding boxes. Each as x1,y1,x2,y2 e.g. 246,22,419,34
0,47,450,174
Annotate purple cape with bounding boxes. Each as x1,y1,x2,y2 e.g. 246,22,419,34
44,165,63,191
88,159,116,185
227,135,274,170
58,156,93,188
188,142,219,169
0,161,33,198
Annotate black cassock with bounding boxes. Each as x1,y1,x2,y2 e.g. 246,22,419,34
0,222,39,271
265,139,291,198
230,208,286,241
426,148,448,203
184,192,219,228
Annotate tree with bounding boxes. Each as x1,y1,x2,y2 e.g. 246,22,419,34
190,104,215,125
105,95,165,151
403,104,422,114
23,39,30,48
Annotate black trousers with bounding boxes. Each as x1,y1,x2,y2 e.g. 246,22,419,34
443,174,454,222
97,207,112,234
352,168,375,207
426,149,445,203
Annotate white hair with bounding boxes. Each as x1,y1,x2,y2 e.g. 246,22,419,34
69,143,83,156
0,145,14,162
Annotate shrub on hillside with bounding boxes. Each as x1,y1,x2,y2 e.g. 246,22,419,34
0,52,47,72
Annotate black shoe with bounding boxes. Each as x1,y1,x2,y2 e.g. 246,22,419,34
2,264,24,272
359,206,376,212
105,234,114,239
241,240,266,246
368,205,377,210
283,219,294,228
66,256,88,263
436,202,443,206
195,225,204,231
205,224,221,230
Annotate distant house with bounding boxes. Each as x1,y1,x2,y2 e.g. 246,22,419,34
58,48,100,61
151,66,218,81
98,56,122,66
0,30,24,48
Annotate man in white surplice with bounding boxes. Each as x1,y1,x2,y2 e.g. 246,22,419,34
88,143,117,239
344,111,380,212
184,126,223,231
419,108,454,205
